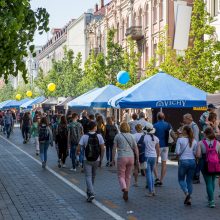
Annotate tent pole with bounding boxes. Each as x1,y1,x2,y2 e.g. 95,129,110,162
160,107,163,113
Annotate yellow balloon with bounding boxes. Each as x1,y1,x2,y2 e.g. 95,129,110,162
48,83,56,92
15,94,22,100
26,90,32,97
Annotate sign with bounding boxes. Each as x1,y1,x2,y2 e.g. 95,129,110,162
156,100,186,108
193,107,207,111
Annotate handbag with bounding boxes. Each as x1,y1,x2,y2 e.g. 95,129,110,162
121,133,139,166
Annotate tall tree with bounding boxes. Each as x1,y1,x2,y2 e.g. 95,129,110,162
146,0,220,93
0,82,15,102
0,0,49,82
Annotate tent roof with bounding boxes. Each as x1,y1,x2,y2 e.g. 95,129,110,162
20,97,45,109
0,100,13,109
68,85,123,108
3,98,30,109
109,72,207,108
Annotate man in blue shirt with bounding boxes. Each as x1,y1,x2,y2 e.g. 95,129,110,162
153,112,172,186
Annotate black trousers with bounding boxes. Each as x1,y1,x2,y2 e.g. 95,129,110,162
58,146,67,164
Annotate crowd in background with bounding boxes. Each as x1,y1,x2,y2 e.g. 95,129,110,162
0,105,220,206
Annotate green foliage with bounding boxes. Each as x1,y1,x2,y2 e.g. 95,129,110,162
146,0,220,93
0,0,49,82
35,48,83,97
15,80,39,98
0,83,15,102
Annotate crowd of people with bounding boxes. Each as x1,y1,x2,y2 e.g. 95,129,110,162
1,105,220,207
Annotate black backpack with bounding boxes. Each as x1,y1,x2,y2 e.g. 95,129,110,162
57,124,68,139
106,124,117,141
85,133,100,161
39,126,50,143
137,135,146,163
69,122,81,145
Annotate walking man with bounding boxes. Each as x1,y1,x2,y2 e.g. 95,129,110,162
78,121,105,202
153,112,172,186
68,113,83,171
4,110,13,139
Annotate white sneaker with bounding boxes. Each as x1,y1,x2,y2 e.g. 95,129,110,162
70,168,76,172
62,164,66,168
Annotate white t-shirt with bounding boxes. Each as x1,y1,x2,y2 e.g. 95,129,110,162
175,137,197,160
133,132,144,143
138,119,153,130
129,120,139,134
144,134,159,158
79,132,104,161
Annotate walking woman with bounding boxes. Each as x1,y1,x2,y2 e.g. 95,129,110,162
112,122,139,201
31,115,41,156
96,115,106,139
105,117,118,167
21,112,32,144
176,125,197,205
144,124,160,197
56,116,68,168
197,127,220,208
38,117,53,168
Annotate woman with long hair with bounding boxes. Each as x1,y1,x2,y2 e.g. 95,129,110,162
31,115,41,156
112,122,139,201
39,117,53,168
21,112,32,144
197,127,220,208
56,116,68,168
176,125,197,206
96,115,106,138
105,116,118,167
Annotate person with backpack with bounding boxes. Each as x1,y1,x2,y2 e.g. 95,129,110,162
133,124,145,186
31,115,41,156
38,117,53,168
4,110,13,139
105,117,118,167
175,126,197,206
196,127,220,208
68,113,83,171
112,122,139,201
21,112,32,144
78,121,105,202
56,116,68,168
80,111,90,134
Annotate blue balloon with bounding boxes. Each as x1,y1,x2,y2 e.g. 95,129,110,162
117,71,130,84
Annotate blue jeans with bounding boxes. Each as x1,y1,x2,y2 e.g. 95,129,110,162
5,124,11,138
106,142,114,162
70,144,77,169
39,141,50,162
178,159,196,195
145,157,156,193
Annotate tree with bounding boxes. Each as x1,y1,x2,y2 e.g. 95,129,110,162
106,29,125,84
35,48,83,97
0,0,49,82
146,0,220,93
0,82,15,102
78,50,108,94
120,36,141,89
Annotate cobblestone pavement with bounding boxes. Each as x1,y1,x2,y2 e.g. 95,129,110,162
1,128,220,220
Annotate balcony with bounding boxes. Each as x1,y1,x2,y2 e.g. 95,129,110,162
125,26,144,41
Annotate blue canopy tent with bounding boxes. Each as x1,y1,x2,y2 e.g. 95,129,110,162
20,96,45,109
0,100,14,109
68,85,123,108
3,98,30,109
109,72,207,109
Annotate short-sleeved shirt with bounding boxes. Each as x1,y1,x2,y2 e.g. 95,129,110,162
175,137,197,160
79,132,105,161
199,139,220,155
138,118,152,130
144,134,159,158
190,122,200,142
133,132,144,143
154,120,171,148
128,120,139,134
114,133,136,158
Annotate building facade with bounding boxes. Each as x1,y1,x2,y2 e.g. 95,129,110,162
205,0,220,40
37,9,104,74
87,0,193,76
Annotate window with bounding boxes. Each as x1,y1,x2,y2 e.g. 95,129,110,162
122,20,125,39
139,9,142,27
145,4,149,27
153,0,157,23
159,0,163,20
117,23,120,42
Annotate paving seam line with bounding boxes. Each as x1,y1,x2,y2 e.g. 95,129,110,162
0,135,125,220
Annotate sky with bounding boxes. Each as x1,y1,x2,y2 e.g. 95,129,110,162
31,0,111,46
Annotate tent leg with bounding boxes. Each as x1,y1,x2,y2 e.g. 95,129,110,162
160,107,163,113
